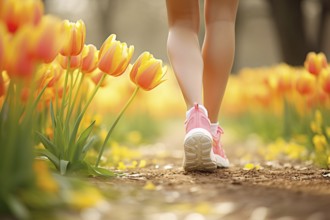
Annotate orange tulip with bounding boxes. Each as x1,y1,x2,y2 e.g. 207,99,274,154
304,52,328,77
296,71,316,96
60,20,86,56
91,70,107,87
130,52,167,91
5,26,37,79
81,44,98,74
320,68,330,94
1,0,44,33
30,15,64,63
98,34,134,76
57,54,82,70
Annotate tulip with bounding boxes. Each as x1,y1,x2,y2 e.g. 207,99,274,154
30,15,65,63
98,34,134,76
130,52,167,91
91,70,107,87
320,68,330,94
304,52,328,77
81,44,98,74
296,71,316,96
57,54,82,70
5,26,37,79
60,20,86,56
1,0,44,33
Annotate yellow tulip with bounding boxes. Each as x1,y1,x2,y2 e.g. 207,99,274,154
1,0,44,33
81,44,98,74
98,34,134,76
5,26,37,79
319,68,330,94
295,71,316,96
130,52,167,91
30,15,64,63
304,52,328,77
60,19,86,56
57,54,82,70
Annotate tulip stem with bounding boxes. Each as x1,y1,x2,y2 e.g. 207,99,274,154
60,56,71,120
95,86,140,167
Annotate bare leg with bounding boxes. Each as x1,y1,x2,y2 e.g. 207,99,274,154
202,0,239,122
166,0,202,110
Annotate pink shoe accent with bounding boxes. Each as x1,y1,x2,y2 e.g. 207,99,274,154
183,103,216,171
211,126,230,168
185,104,211,134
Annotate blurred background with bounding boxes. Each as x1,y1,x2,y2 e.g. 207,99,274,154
44,0,330,72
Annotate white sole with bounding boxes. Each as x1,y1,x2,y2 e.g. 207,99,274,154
183,128,216,172
211,152,230,168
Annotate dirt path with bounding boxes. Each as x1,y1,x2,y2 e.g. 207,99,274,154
92,121,330,220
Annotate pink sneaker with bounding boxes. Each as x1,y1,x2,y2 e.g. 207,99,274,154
183,103,216,171
211,126,230,168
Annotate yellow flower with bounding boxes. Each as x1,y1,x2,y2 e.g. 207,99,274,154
81,44,98,74
143,181,156,190
68,187,104,210
304,52,328,77
117,161,127,170
130,52,167,91
33,160,58,193
313,134,327,152
138,160,147,168
295,71,316,96
1,0,44,33
98,34,134,76
60,19,86,56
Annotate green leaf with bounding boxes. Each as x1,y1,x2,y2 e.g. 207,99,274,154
68,113,84,152
71,121,95,161
91,165,116,177
35,132,57,155
36,149,60,170
50,101,56,128
60,160,69,175
6,195,29,220
80,136,96,160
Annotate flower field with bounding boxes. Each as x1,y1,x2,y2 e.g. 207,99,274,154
0,0,330,219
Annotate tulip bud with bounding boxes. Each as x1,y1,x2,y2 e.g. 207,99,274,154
60,20,86,56
57,54,82,70
81,44,98,74
91,70,107,87
98,34,134,76
320,68,330,94
130,52,167,91
5,26,37,79
1,0,44,33
31,15,65,63
304,52,328,77
296,71,316,96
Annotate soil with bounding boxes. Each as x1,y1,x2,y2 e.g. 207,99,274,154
90,122,330,220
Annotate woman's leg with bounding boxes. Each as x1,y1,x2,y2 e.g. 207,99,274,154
202,0,239,122
166,0,202,110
